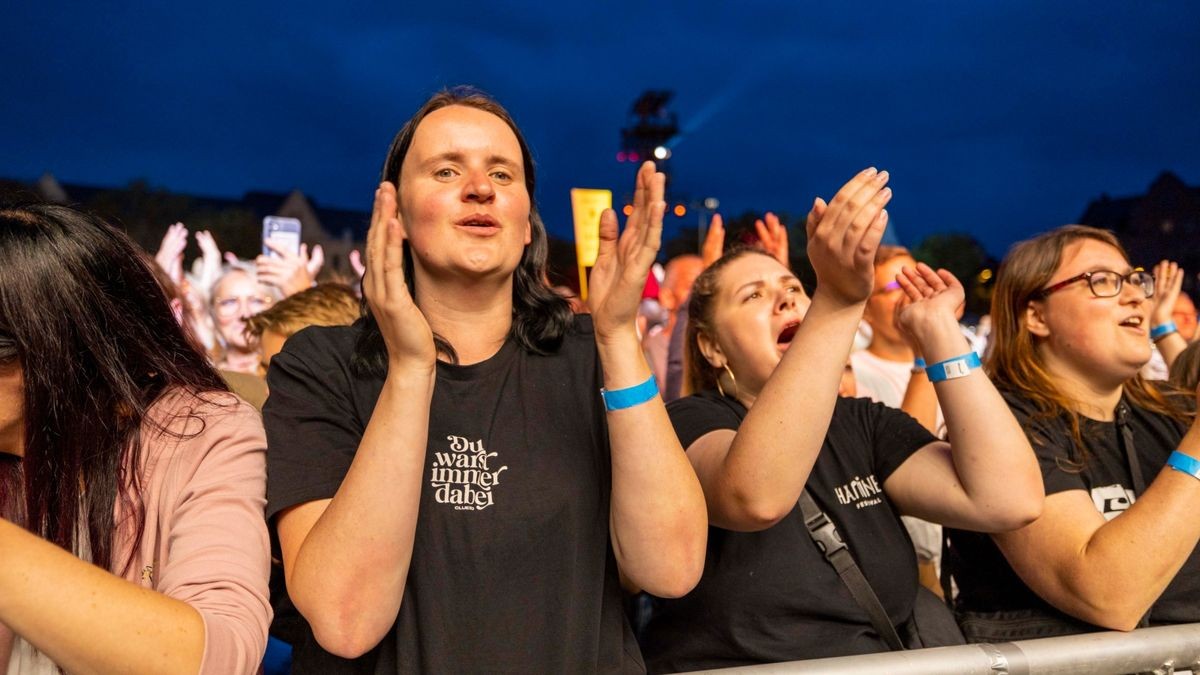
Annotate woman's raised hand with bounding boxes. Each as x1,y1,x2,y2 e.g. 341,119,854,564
256,241,323,297
895,262,966,340
588,161,667,342
805,168,892,306
364,182,436,370
701,213,725,268
754,212,789,267
1151,259,1185,328
154,222,188,285
193,230,224,296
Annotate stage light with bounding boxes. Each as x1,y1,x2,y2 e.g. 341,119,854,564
703,197,719,210
617,151,627,162
653,146,671,160
629,152,640,163
623,204,634,216
673,204,686,217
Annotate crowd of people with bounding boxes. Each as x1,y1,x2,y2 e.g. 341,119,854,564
2,86,1199,674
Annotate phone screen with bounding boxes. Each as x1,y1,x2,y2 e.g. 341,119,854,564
262,217,302,257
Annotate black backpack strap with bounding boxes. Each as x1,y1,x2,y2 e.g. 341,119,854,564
1114,401,1152,629
1115,401,1146,494
797,490,906,651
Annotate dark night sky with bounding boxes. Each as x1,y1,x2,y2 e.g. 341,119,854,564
3,1,1199,257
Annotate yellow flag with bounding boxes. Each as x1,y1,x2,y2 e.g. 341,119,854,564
570,188,611,268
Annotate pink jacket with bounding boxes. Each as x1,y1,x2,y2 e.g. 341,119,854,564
134,390,272,674
2,390,271,674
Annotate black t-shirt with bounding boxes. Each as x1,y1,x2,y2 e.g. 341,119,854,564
640,390,937,673
264,315,643,674
947,389,1200,626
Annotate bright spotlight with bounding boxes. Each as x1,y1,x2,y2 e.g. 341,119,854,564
653,146,671,160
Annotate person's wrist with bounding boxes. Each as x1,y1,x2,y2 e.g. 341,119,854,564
384,357,437,383
906,313,963,357
1151,321,1178,342
810,288,868,314
594,324,640,350
925,351,982,383
601,375,659,412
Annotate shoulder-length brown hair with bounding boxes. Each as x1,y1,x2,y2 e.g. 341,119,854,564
987,224,1192,464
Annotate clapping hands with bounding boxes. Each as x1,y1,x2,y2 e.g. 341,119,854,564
805,168,892,306
588,161,667,342
894,263,966,348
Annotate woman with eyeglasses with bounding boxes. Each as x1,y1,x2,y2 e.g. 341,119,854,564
209,265,276,375
945,224,1200,641
0,202,271,673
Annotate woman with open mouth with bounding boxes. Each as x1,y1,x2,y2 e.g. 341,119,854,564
945,225,1200,642
638,168,1044,671
262,87,707,674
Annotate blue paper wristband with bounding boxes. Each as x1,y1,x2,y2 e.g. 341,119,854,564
1151,321,1178,341
913,357,927,369
601,375,659,412
925,351,982,383
1167,451,1200,481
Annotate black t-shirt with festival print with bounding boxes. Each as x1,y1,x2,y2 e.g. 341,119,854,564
264,315,643,674
947,389,1200,626
640,390,937,673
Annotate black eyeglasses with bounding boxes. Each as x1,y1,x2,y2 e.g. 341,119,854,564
1034,268,1155,300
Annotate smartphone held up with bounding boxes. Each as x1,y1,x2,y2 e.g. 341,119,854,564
262,216,302,258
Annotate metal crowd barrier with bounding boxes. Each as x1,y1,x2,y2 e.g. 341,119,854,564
686,623,1200,674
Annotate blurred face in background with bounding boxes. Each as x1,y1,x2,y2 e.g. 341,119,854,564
1173,293,1198,342
211,270,273,351
660,255,704,318
863,254,916,345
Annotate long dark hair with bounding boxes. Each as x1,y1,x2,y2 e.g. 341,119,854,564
0,202,228,574
352,86,572,375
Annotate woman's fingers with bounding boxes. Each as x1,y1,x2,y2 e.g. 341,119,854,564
912,262,946,292
622,164,664,266
703,213,725,267
936,268,963,293
895,267,925,302
805,197,827,241
814,168,890,258
840,176,892,254
640,169,666,255
382,216,405,299
854,207,889,264
641,198,667,265
596,208,619,262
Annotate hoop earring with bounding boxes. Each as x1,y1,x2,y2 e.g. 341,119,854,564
717,364,740,400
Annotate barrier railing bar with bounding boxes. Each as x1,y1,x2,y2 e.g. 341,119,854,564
684,623,1200,675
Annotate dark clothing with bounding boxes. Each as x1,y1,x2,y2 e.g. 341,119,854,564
947,389,1200,631
265,316,643,674
641,390,937,672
